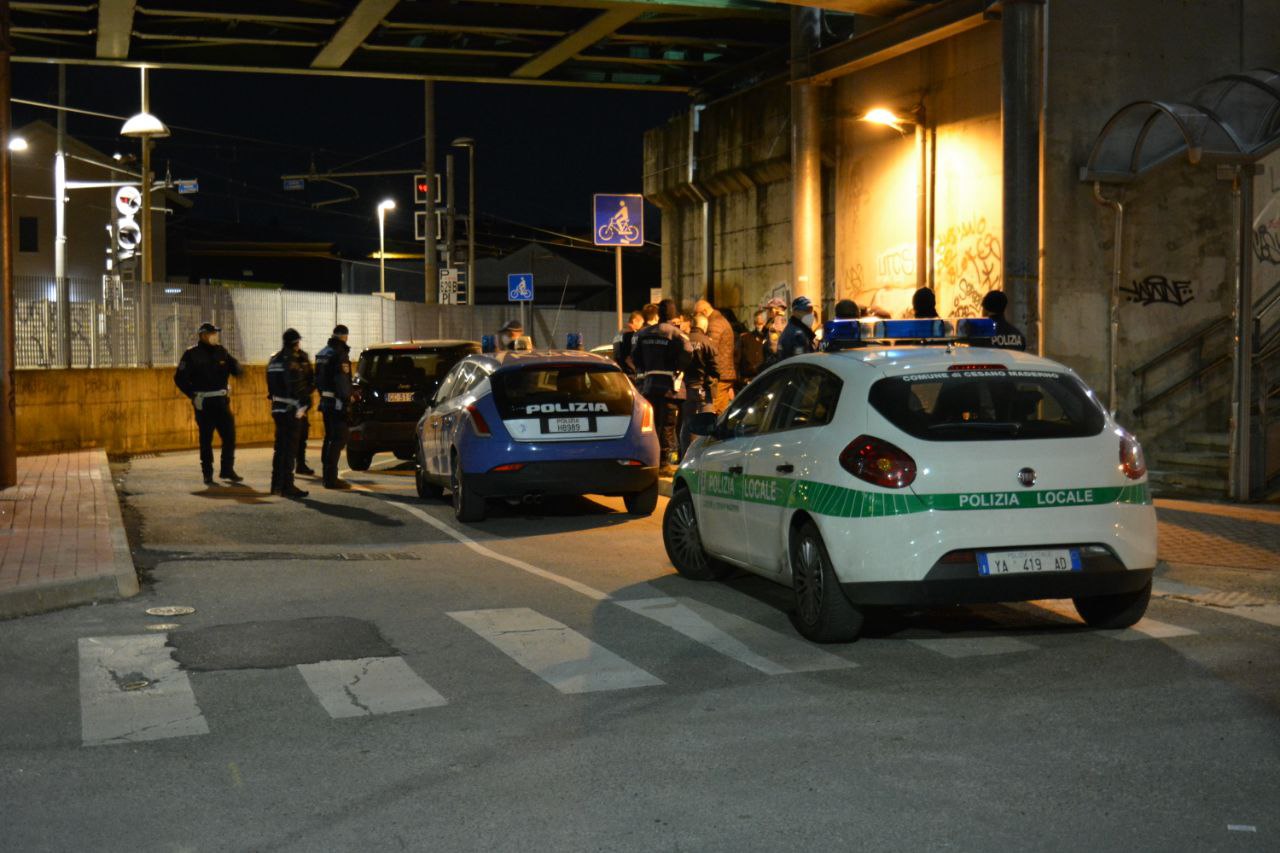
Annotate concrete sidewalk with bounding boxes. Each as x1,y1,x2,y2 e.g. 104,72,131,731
0,450,139,619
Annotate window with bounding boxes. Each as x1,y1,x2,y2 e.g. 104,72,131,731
18,217,38,253
719,370,788,439
491,365,633,418
770,367,842,431
868,369,1106,441
434,363,470,402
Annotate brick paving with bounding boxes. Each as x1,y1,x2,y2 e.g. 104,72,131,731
1156,498,1280,571
0,450,138,618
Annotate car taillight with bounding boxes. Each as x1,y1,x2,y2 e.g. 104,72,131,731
1119,430,1146,480
639,399,654,433
466,404,491,437
839,435,917,489
490,463,525,473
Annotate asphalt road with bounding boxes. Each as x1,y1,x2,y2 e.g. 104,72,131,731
1,445,1277,853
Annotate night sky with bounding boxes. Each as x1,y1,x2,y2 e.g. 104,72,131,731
11,64,686,258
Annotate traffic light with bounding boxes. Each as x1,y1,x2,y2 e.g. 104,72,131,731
414,173,441,204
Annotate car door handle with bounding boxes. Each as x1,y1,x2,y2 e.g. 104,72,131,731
728,465,744,475
776,463,795,474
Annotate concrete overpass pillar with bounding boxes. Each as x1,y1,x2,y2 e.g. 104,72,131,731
790,6,823,309
1002,0,1045,351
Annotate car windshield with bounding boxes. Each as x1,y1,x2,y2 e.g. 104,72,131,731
492,364,634,418
358,351,458,388
868,368,1106,441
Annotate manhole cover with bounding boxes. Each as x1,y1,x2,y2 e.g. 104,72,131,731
146,606,196,617
145,622,181,631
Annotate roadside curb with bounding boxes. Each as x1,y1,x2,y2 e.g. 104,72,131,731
658,477,674,499
99,453,141,601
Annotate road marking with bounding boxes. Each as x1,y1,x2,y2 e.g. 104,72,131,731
381,499,612,601
449,607,664,694
297,657,446,718
1027,600,1200,640
909,636,1038,658
615,597,855,674
78,635,209,747
1227,824,1257,833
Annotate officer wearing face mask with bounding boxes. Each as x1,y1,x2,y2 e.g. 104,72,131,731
775,295,819,362
498,319,525,351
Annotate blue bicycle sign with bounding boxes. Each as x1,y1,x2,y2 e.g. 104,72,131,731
507,274,534,302
593,194,644,247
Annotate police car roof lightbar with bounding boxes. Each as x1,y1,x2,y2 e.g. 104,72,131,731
566,332,584,350
821,317,999,351
481,334,497,353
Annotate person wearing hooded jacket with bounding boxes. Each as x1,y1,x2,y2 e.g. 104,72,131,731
314,324,354,489
267,328,311,499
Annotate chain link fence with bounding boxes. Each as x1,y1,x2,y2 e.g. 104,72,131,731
13,276,621,368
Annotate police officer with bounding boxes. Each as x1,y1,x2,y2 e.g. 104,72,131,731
981,289,1027,350
174,322,243,486
911,287,939,319
294,338,317,478
775,295,819,362
267,328,311,499
498,319,524,350
612,310,645,379
632,298,691,474
679,314,719,459
314,324,354,489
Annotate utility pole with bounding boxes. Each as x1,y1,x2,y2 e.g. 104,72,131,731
445,153,456,281
139,68,154,366
55,65,70,367
0,2,17,488
424,81,438,304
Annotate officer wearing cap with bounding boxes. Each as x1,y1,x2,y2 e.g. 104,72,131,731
314,324,353,489
775,295,819,362
631,298,692,473
981,290,1027,350
266,328,311,499
174,322,243,486
498,319,524,351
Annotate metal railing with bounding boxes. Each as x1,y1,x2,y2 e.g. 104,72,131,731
13,276,621,369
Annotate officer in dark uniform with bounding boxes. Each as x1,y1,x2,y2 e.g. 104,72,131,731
612,310,645,379
314,324,353,489
981,290,1027,350
912,287,939,319
775,295,818,362
294,339,317,477
266,328,311,499
679,314,719,459
631,299,691,474
174,322,243,486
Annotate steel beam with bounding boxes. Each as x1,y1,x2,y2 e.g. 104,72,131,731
311,0,400,70
1001,0,1043,352
512,7,643,79
96,0,136,60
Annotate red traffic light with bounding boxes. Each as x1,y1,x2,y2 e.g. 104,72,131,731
416,179,430,194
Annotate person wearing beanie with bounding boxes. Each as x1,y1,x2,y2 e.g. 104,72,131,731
265,328,311,499
173,322,243,486
981,289,1027,351
911,287,939,319
314,324,354,488
775,295,819,362
834,299,860,319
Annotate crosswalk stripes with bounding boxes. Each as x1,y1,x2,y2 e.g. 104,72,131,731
296,657,447,718
78,635,209,747
614,597,855,674
448,607,665,694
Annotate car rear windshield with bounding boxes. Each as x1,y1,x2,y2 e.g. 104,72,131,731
868,368,1106,441
491,364,634,419
357,350,464,388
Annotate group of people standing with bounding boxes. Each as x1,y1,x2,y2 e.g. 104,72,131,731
173,322,354,499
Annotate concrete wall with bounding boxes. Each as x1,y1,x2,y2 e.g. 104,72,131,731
15,366,322,456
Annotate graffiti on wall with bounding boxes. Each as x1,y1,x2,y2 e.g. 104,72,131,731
1120,275,1195,307
876,244,916,286
935,216,1002,317
1256,222,1280,266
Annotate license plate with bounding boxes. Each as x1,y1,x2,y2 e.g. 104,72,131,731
548,417,590,434
386,392,414,403
978,548,1081,575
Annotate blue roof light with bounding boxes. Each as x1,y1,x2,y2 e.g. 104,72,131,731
820,319,864,351
872,319,949,339
481,334,497,353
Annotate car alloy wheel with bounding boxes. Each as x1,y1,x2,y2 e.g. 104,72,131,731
793,535,825,627
668,498,706,571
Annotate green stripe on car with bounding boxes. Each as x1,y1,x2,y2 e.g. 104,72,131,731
675,471,1150,518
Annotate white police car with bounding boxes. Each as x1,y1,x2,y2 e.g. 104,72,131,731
663,318,1157,643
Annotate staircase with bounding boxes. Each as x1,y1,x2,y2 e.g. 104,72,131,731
1147,432,1228,497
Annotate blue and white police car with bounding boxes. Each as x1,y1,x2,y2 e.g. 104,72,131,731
664,318,1157,643
414,336,660,522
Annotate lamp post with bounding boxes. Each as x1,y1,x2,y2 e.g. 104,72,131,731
120,67,169,367
862,104,929,293
377,199,396,295
451,137,475,306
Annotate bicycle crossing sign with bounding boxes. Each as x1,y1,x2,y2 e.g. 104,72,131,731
593,193,644,247
507,273,534,302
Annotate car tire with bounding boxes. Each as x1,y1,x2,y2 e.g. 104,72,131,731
393,450,415,462
623,482,659,516
1073,579,1152,629
346,449,373,471
415,454,444,501
789,520,864,643
662,488,730,580
451,453,485,522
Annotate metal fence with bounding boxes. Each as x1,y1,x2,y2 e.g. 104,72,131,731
13,276,621,368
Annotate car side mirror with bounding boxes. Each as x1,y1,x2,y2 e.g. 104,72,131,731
689,411,719,437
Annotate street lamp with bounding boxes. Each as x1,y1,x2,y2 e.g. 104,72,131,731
377,198,397,295
7,136,27,152
862,104,930,291
120,67,170,366
451,137,475,306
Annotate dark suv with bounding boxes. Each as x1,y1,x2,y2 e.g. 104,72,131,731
346,340,480,470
